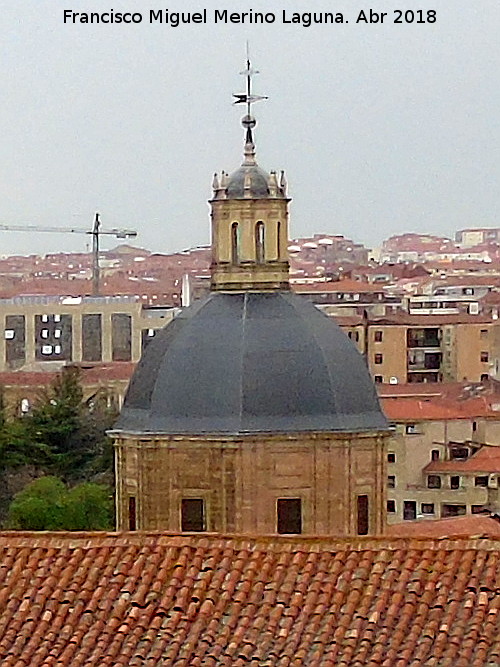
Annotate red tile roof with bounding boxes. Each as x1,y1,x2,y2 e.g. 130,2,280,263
1,531,500,666
381,396,500,421
0,362,136,387
387,515,500,537
425,445,500,473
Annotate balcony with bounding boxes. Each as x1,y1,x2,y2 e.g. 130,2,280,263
407,351,442,371
407,327,440,349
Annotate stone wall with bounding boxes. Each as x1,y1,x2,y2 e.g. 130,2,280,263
114,431,388,536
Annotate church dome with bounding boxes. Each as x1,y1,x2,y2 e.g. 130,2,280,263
226,164,273,198
115,291,388,435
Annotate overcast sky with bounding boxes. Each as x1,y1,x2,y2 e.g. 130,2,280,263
0,0,499,256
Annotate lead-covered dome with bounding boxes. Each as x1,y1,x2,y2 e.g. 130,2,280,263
226,164,273,198
115,292,388,435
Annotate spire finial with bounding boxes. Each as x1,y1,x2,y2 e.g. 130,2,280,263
232,44,268,166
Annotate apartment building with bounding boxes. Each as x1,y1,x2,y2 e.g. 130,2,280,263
379,382,500,524
338,313,499,383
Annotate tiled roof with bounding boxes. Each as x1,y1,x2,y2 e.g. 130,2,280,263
387,516,500,537
0,363,136,387
381,396,500,421
1,532,500,666
378,380,500,421
425,445,500,473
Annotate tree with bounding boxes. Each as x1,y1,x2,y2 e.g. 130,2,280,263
0,368,118,528
64,482,113,530
6,476,113,530
0,418,52,471
23,366,118,480
6,477,67,530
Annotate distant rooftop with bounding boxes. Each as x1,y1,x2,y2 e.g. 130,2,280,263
0,294,139,305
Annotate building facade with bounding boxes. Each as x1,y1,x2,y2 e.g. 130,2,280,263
0,295,174,371
380,382,500,523
339,313,499,384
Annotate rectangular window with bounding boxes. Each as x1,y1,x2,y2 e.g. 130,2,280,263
374,330,383,342
357,495,369,535
387,475,396,489
387,500,396,513
450,447,469,460
82,314,103,362
427,475,441,489
472,505,485,514
54,314,61,323
431,449,440,461
405,423,420,434
480,329,488,340
387,452,396,463
112,313,132,361
5,315,25,370
181,498,205,533
181,499,205,532
480,351,489,363
374,353,383,365
421,503,435,514
403,501,416,521
442,504,466,518
277,498,302,534
450,476,460,490
374,375,383,383
128,496,137,531
475,475,488,487
35,314,72,361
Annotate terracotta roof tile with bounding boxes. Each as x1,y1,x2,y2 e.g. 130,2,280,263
1,532,500,666
386,516,500,537
425,445,500,473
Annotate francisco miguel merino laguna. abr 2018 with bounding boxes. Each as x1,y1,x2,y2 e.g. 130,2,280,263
62,9,347,27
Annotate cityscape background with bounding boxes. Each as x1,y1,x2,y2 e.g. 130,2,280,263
1,0,500,255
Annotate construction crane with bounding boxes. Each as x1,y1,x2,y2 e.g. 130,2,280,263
0,213,137,295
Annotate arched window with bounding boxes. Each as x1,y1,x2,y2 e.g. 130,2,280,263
276,221,281,259
255,222,265,263
231,222,239,264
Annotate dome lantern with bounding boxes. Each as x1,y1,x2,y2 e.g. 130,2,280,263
210,54,290,291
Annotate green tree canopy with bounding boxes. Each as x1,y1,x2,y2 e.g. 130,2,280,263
0,366,117,479
6,476,113,531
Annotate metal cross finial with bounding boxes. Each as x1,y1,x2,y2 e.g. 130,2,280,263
232,45,267,156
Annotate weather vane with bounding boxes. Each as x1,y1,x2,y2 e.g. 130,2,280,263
232,43,268,147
